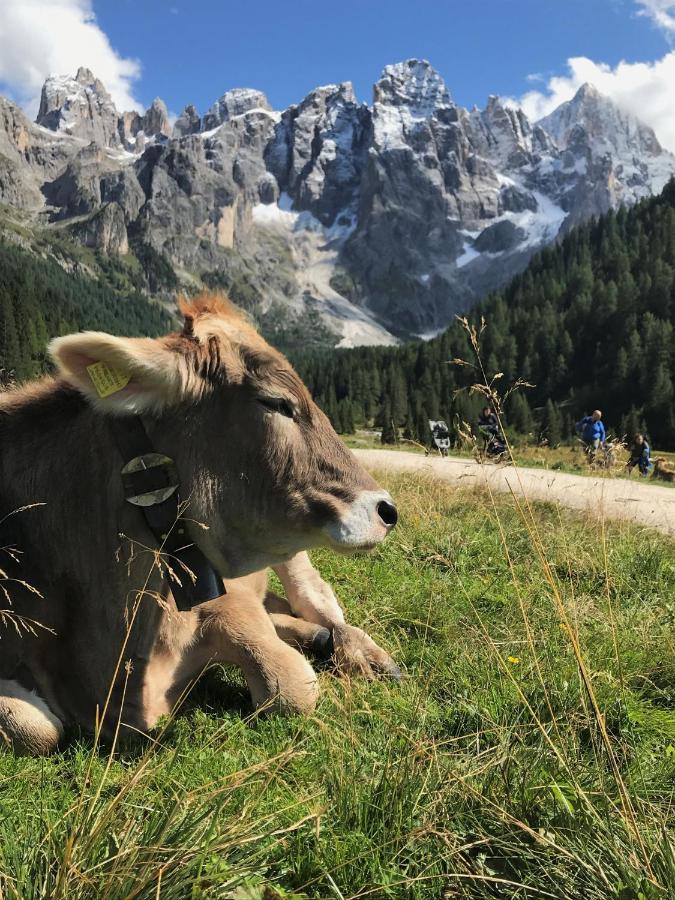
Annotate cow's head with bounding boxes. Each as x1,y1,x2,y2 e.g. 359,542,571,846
49,294,397,576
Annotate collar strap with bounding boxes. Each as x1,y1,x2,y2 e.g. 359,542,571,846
108,416,225,611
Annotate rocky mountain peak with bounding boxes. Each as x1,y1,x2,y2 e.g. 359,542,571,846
265,80,368,224
539,83,662,157
471,95,534,168
308,81,357,107
36,69,122,148
374,59,453,112
202,88,272,132
173,103,201,137
74,67,99,87
118,110,142,143
142,97,171,137
484,94,529,132
575,81,600,101
371,59,457,154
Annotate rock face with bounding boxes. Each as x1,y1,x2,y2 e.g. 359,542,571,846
0,96,79,208
265,82,369,225
141,98,172,138
536,82,671,226
67,202,129,255
539,83,661,158
202,88,272,131
2,62,674,345
343,61,488,331
37,67,122,148
118,110,142,145
173,104,201,137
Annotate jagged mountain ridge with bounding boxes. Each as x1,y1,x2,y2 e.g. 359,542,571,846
1,59,673,346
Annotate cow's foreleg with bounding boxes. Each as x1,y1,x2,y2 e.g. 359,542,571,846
272,551,345,625
263,592,333,659
273,553,400,680
0,679,64,756
171,590,320,716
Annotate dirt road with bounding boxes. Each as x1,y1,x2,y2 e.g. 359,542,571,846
353,449,675,540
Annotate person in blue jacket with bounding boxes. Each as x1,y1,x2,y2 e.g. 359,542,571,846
626,433,651,476
576,409,605,457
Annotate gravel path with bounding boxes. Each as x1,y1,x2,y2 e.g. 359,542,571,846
353,449,675,540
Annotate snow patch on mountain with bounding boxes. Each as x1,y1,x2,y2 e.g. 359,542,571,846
253,195,397,347
514,189,566,248
456,244,481,268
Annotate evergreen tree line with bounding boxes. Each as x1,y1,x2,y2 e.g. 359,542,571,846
0,241,171,379
293,179,675,449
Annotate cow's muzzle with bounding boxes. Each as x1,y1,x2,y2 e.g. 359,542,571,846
323,490,398,551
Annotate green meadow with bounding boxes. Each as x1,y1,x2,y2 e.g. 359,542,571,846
1,472,673,898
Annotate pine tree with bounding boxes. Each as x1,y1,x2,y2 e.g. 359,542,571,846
621,406,643,441
417,409,431,447
541,400,563,446
507,392,534,436
325,386,340,429
380,399,397,444
403,403,417,441
338,399,355,434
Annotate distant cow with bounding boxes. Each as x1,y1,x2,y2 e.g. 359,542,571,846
0,295,398,755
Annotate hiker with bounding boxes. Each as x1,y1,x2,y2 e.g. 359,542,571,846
478,406,502,440
575,409,605,458
626,433,651,477
478,406,506,456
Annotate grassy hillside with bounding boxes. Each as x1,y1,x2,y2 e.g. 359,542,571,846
1,473,673,898
294,180,675,449
0,234,172,378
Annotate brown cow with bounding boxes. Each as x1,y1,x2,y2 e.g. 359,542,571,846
0,295,398,755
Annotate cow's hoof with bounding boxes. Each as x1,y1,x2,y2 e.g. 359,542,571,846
310,626,334,660
330,623,401,681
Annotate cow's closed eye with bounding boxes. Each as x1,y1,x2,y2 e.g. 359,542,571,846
258,397,295,419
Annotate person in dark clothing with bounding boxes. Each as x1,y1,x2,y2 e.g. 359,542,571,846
478,407,500,437
626,433,651,477
478,406,506,455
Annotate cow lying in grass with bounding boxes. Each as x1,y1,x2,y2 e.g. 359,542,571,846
652,457,675,483
0,295,398,755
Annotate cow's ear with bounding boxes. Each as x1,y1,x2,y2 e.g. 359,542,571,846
48,332,185,414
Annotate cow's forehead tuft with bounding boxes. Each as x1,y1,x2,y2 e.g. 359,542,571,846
178,291,247,323
192,314,268,352
170,293,312,401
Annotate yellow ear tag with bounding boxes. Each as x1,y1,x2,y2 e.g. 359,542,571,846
86,361,131,398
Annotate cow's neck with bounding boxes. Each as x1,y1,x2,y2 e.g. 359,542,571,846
106,410,225,610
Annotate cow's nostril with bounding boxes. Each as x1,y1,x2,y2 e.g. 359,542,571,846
377,500,398,528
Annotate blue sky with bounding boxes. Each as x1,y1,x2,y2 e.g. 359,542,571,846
2,1,675,147
93,0,667,113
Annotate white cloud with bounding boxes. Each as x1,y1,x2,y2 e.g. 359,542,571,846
0,0,142,116
635,0,675,35
512,52,675,152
